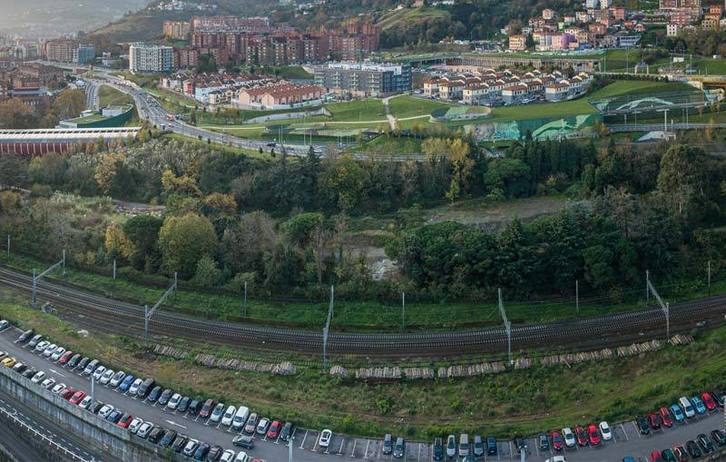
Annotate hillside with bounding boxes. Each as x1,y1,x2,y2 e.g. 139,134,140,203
0,0,149,37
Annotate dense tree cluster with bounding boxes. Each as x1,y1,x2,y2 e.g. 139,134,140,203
1,136,725,301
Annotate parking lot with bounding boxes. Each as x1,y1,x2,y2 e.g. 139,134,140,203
0,321,725,462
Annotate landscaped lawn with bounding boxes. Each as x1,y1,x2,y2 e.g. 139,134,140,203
589,80,695,99
98,85,134,107
326,99,387,121
488,98,596,122
388,95,452,119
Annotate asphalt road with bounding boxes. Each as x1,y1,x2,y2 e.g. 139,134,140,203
1,320,725,462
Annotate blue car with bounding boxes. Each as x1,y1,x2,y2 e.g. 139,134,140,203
118,374,135,392
671,404,685,422
691,396,707,414
623,457,636,462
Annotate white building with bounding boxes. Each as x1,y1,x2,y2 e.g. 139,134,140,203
129,43,174,73
585,0,599,9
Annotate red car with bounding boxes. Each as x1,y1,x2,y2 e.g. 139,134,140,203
575,425,588,446
702,392,717,411
266,420,282,439
648,413,662,430
650,449,663,462
69,391,87,405
659,407,673,427
551,431,564,451
587,423,601,446
117,414,133,428
58,350,74,365
61,387,76,400
673,445,688,461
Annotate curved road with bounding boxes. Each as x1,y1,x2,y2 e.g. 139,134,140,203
1,267,724,358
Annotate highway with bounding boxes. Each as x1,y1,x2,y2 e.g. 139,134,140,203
88,72,324,157
0,321,725,462
0,266,724,358
84,81,99,112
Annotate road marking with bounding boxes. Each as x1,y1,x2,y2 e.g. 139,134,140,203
632,422,641,439
299,430,308,449
165,420,187,430
364,440,370,459
337,438,344,455
350,439,357,457
48,368,66,378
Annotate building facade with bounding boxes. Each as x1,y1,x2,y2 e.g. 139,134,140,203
129,43,174,73
313,62,412,96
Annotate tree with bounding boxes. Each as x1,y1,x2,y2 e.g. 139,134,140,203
656,144,709,224
0,98,38,129
52,89,86,121
320,158,369,212
123,215,163,271
104,224,135,262
192,255,223,288
158,213,218,278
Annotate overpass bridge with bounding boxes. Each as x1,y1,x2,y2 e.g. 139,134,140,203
0,127,141,155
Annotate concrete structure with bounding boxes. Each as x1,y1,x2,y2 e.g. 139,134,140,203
44,39,77,62
73,44,95,65
129,43,174,73
0,362,163,462
163,20,191,39
0,127,141,155
58,105,134,128
314,62,412,96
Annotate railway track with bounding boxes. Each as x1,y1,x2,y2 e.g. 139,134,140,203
0,266,724,358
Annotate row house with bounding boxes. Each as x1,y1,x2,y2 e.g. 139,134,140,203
238,82,324,108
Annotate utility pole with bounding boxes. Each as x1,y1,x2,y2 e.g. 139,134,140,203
708,261,711,296
32,251,66,308
646,274,670,340
288,436,294,462
5,235,9,257
646,270,650,304
242,281,248,317
144,272,177,344
575,279,579,316
91,375,95,402
401,292,405,332
322,285,334,369
498,288,513,366
112,259,116,280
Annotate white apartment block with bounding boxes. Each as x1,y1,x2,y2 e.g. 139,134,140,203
129,43,174,73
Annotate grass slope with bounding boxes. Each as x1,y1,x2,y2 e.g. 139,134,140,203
98,85,134,107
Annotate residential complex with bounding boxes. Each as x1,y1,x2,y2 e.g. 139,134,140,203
45,39,95,64
129,43,174,73
424,68,592,105
314,62,412,97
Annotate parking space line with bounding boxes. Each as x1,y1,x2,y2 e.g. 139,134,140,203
631,422,641,439
337,439,344,455
364,440,370,459
350,439,357,457
416,443,421,462
300,430,308,449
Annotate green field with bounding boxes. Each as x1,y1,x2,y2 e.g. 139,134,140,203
98,85,134,107
588,80,695,99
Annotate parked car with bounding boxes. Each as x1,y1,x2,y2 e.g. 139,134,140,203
318,429,333,448
99,369,114,385
685,440,702,458
42,344,57,358
702,392,717,411
67,354,81,369
382,434,393,455
117,414,133,429
279,422,294,442
551,431,564,451
58,351,74,365
30,371,46,384
172,434,189,453
128,378,143,396
433,437,444,461
79,396,93,410
649,450,662,462
136,378,155,398
167,393,183,411
146,386,162,403
679,397,695,418
106,410,123,424
194,443,211,461
82,359,99,376
147,427,165,444
243,413,258,434
207,445,224,461
98,404,114,419
587,424,601,446
691,396,707,414
129,418,144,434
255,417,270,435
109,371,126,388
575,425,588,446
670,404,685,423
711,429,726,447
446,435,457,458
34,341,49,353
459,434,470,457
40,378,56,389
697,433,714,453
61,387,76,400
27,334,43,348
648,413,662,431
177,396,191,414
200,399,216,419
562,428,576,448
137,422,154,439
221,450,236,462
473,435,484,457
158,388,174,407
75,357,90,371
119,375,135,392
183,439,200,457
266,420,281,440
393,437,405,459
636,416,650,435
599,421,612,440
50,347,66,362
159,429,178,448
69,391,87,405
88,401,104,415
188,399,201,416
672,445,688,462
232,435,255,450
660,449,677,462
658,407,674,427
17,329,34,343
92,365,107,380
210,403,226,424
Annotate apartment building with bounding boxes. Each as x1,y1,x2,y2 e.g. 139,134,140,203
314,62,412,97
129,43,174,73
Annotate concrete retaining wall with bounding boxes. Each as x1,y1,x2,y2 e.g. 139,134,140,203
0,365,166,462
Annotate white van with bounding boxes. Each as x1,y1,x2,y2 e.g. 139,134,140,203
232,406,250,431
222,405,237,427
459,434,470,457
679,396,695,418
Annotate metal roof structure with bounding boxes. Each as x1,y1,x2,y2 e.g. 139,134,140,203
0,127,141,142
